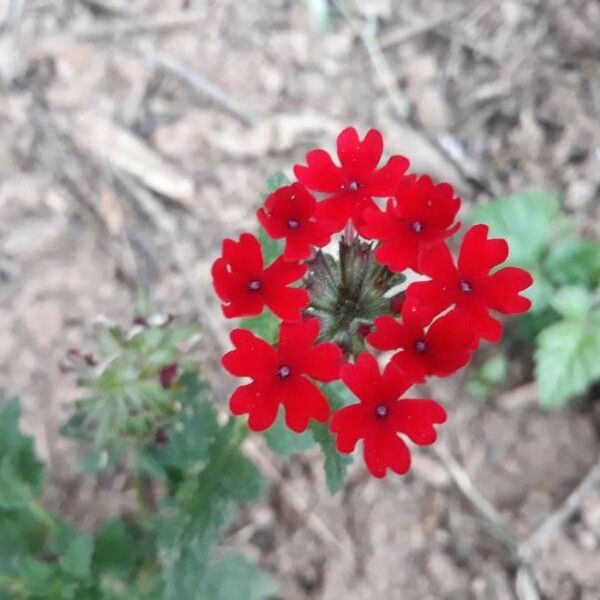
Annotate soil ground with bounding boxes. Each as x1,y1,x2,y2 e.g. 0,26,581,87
0,1,599,598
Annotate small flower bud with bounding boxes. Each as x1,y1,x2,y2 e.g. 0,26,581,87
160,363,179,389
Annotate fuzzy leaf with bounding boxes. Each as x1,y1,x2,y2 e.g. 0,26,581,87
198,552,277,600
264,409,316,455
311,382,354,494
550,286,592,320
535,313,600,408
545,238,600,289
58,533,94,580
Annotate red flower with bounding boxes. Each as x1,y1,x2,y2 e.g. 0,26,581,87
293,127,409,229
367,309,474,383
222,318,344,432
257,183,336,261
361,175,460,272
404,224,533,343
212,233,309,321
330,353,446,478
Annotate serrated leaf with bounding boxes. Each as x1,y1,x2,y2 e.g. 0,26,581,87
550,286,591,319
94,520,140,580
58,533,94,580
535,315,600,408
468,190,560,265
217,449,266,502
264,409,316,455
544,237,600,289
0,398,44,496
199,552,277,600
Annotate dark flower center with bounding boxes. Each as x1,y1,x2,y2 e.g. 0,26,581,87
410,221,424,233
414,339,427,353
247,279,262,292
375,404,389,419
346,180,360,192
459,279,474,294
287,218,300,230
277,364,291,379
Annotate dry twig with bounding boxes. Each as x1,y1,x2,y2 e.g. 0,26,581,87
140,44,256,127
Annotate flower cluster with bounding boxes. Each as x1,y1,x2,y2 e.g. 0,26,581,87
213,127,533,479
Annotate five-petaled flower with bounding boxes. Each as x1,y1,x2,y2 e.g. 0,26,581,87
404,224,533,343
294,127,409,229
330,353,446,478
361,175,460,273
257,182,336,261
222,318,344,432
367,309,474,383
212,233,309,321
215,127,534,481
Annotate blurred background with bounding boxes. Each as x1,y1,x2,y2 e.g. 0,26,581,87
0,0,599,598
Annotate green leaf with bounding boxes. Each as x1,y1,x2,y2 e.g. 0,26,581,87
480,355,508,383
545,238,600,288
0,459,35,510
310,382,355,494
94,520,140,580
240,309,279,345
535,314,600,408
550,286,592,320
199,552,277,600
264,409,316,455
468,190,560,265
217,449,266,502
264,171,290,194
0,398,44,496
58,533,94,580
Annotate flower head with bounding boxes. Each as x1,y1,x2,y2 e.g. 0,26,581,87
257,183,336,261
294,127,409,229
330,353,446,478
212,233,309,321
222,318,344,432
361,175,461,273
404,224,533,343
367,309,474,383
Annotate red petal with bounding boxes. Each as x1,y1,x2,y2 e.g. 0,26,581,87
458,224,508,276
281,376,330,432
330,404,369,453
391,399,446,445
263,257,307,285
373,238,419,272
304,342,344,382
337,127,383,175
278,318,320,367
365,155,410,196
367,316,409,351
363,429,411,478
264,286,310,322
222,329,277,379
417,242,457,282
485,266,533,313
294,149,344,193
340,352,384,406
222,233,263,275
229,382,279,432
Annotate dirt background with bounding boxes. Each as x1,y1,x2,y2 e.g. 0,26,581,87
1,0,600,598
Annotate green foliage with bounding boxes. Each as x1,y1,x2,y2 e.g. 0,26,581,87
535,287,600,408
265,409,316,455
470,190,600,408
0,312,275,600
467,355,509,401
311,382,354,494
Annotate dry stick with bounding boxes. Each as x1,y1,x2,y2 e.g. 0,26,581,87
432,444,541,600
519,460,600,560
71,10,207,41
332,0,495,197
140,44,256,127
379,8,470,49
